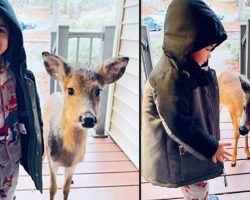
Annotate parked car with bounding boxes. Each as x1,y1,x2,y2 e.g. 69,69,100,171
19,21,36,31
142,16,162,31
152,10,165,27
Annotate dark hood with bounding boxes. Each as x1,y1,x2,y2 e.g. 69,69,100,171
0,0,26,72
163,0,227,62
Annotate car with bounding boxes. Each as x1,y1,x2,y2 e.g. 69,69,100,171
19,21,36,31
142,16,162,31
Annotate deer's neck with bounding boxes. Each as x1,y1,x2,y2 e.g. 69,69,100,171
60,111,87,153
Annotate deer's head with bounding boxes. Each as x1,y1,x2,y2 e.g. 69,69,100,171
239,75,250,135
42,52,129,129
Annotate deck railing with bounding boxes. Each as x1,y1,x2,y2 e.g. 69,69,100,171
240,19,250,77
50,25,115,137
141,25,153,95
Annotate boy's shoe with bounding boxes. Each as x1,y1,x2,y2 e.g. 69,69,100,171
208,194,219,200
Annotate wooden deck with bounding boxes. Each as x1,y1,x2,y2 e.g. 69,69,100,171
141,108,250,200
16,134,139,200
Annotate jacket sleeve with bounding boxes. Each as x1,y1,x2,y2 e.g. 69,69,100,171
26,69,44,155
152,73,219,160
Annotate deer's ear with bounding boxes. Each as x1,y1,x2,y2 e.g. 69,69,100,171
95,57,129,85
42,52,71,80
239,75,250,94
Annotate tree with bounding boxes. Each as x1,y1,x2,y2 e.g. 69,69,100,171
238,0,245,22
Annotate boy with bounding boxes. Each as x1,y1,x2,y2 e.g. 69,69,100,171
142,0,232,199
0,0,43,199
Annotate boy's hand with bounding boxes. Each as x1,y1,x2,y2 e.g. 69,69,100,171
212,141,232,163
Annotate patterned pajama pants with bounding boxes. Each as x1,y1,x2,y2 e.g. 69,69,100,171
181,181,209,200
0,162,19,200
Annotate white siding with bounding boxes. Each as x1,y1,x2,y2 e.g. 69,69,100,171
106,0,139,168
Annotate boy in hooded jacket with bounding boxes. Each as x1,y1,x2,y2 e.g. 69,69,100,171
142,0,232,199
0,1,43,199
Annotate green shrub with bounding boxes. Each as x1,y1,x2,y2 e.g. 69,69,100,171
225,40,239,60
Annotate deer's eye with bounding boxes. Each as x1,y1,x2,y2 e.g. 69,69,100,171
95,88,102,97
68,88,75,96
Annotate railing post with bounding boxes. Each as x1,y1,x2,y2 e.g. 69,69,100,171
141,25,154,101
247,19,250,79
92,26,115,138
50,31,57,94
240,24,247,75
50,25,69,94
100,26,115,61
57,25,69,59
141,25,154,81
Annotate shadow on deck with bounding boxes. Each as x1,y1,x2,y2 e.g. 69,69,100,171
142,108,250,200
16,135,139,200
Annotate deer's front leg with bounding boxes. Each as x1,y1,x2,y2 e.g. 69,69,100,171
63,166,76,200
49,161,59,200
245,135,250,159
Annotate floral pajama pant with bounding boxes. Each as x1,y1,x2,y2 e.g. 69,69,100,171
0,162,19,200
181,181,209,200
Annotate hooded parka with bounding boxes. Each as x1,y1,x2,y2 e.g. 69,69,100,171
142,0,227,187
0,0,43,192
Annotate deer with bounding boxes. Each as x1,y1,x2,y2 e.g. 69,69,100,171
41,52,129,200
218,71,250,167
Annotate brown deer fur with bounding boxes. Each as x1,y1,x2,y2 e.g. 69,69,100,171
42,52,129,200
218,71,250,167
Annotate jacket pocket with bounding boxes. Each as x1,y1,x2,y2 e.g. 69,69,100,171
179,146,209,179
0,143,10,163
0,135,22,164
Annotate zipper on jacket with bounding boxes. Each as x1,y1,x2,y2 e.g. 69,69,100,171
222,169,228,187
207,69,219,137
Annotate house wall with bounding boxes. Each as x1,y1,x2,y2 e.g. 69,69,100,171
106,0,139,168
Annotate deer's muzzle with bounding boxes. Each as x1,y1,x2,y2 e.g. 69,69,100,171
79,113,97,128
239,126,249,136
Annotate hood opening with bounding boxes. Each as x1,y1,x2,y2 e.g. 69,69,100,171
163,0,227,63
0,1,26,73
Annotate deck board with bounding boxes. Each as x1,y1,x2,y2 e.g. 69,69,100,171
16,135,139,200
141,108,250,199
15,186,139,200
84,151,129,162
17,172,139,190
19,160,137,175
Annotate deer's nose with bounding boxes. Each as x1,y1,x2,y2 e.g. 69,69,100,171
79,114,97,128
239,126,249,136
